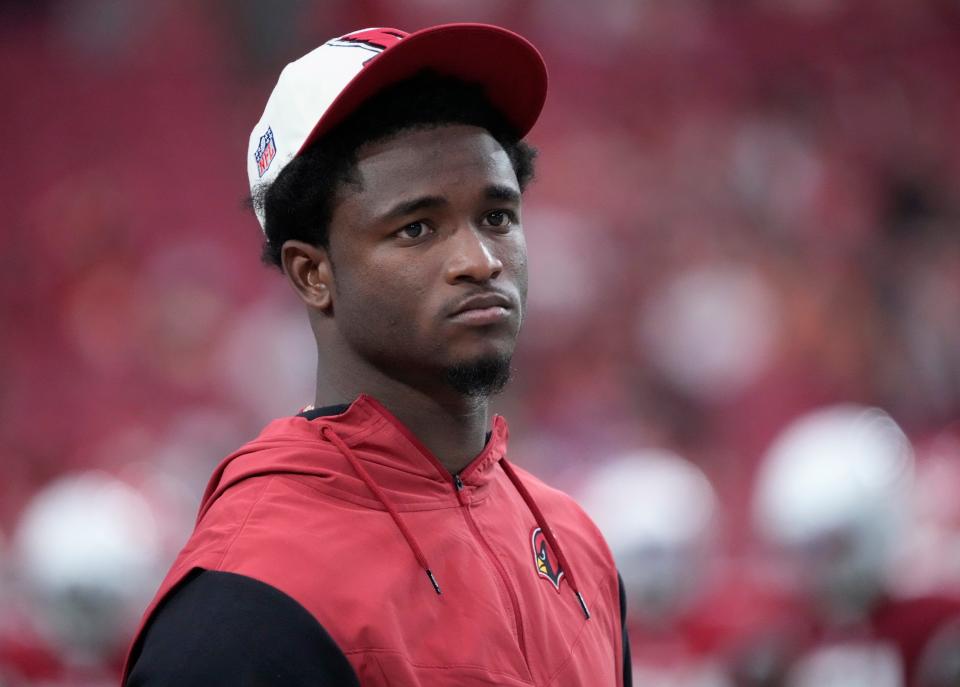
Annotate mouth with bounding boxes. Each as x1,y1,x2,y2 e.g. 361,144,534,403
448,305,511,326
447,292,514,326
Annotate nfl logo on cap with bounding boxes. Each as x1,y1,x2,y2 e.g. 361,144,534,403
254,127,277,178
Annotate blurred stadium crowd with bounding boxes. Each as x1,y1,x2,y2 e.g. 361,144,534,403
2,0,960,684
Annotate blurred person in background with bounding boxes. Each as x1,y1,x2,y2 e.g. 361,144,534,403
121,23,629,687
579,450,734,687
0,472,164,687
739,405,960,687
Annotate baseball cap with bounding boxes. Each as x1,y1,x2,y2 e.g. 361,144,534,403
247,23,549,231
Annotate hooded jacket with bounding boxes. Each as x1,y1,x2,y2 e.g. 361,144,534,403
124,395,625,686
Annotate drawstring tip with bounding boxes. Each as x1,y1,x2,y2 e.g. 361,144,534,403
575,591,590,619
426,569,442,595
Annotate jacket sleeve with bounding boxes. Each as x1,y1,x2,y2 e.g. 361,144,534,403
125,569,360,687
619,572,632,687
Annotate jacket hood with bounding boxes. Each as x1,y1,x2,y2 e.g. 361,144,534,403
196,394,510,522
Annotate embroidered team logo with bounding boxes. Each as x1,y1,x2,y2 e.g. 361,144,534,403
326,28,405,65
254,127,277,177
531,527,564,591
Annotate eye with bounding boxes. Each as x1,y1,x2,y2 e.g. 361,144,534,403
396,221,431,240
482,210,515,229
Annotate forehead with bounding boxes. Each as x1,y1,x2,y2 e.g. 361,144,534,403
340,124,519,215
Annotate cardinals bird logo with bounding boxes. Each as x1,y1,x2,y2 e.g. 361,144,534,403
531,527,564,591
326,29,405,65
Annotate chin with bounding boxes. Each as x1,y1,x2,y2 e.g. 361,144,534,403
443,353,513,397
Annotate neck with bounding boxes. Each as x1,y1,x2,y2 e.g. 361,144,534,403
315,349,491,475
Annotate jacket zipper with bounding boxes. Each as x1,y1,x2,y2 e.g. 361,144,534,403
454,474,530,666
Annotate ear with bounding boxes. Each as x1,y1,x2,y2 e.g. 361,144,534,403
280,240,335,313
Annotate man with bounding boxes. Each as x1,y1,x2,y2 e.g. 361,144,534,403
742,405,960,687
123,23,630,686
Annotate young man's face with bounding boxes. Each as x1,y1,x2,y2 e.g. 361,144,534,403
324,124,528,394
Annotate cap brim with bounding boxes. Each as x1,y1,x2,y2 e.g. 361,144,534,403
298,23,548,153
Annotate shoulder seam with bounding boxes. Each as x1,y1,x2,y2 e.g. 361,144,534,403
214,475,276,569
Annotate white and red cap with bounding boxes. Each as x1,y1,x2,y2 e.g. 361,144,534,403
247,23,548,231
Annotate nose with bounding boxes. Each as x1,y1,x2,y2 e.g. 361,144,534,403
445,226,503,284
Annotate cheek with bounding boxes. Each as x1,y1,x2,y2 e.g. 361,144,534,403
334,260,436,341
506,232,529,303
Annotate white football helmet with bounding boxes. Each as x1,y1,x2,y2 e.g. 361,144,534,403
13,470,164,661
753,405,913,618
579,450,718,625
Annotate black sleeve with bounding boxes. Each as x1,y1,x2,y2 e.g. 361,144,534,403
619,572,632,687
126,569,360,687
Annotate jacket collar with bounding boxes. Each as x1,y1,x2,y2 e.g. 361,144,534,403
200,394,509,517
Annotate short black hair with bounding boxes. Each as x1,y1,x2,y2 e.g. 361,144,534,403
252,70,538,270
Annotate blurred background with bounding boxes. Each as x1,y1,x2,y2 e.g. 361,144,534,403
2,0,960,684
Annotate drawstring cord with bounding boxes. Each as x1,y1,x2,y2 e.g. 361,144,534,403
499,458,591,620
320,425,442,595
320,423,589,619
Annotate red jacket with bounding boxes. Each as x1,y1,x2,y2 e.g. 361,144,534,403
125,395,624,686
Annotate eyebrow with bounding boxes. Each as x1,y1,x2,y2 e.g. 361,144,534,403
377,184,522,223
484,184,521,204
380,196,447,222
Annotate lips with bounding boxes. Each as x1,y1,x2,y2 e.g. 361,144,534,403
448,292,513,317
447,292,514,326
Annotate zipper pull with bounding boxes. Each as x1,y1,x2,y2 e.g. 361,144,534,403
454,474,464,491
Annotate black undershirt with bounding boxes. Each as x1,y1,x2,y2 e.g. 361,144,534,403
126,404,633,686
126,569,360,686
127,570,632,686
299,404,352,420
